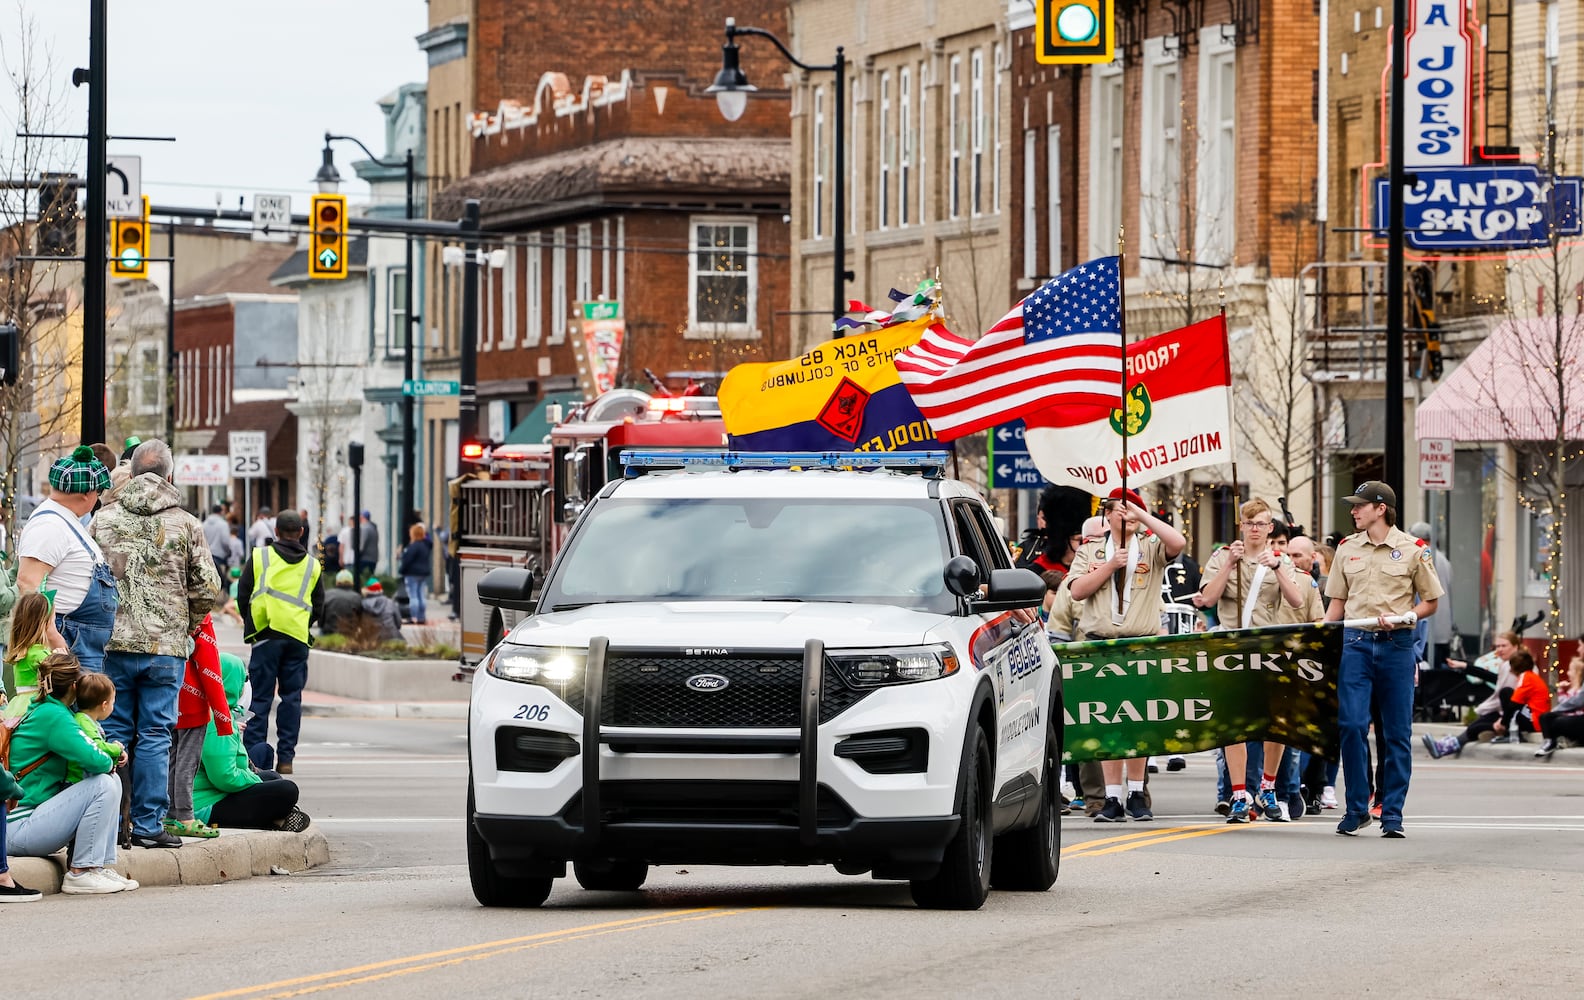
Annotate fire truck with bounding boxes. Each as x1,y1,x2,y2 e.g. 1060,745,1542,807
453,389,727,667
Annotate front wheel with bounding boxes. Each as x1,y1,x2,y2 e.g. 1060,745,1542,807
990,716,1061,891
910,727,993,910
467,779,553,908
573,860,649,892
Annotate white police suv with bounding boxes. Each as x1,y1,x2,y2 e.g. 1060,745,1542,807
467,451,1062,910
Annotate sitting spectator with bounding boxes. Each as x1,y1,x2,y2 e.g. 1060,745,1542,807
4,652,135,895
398,524,433,624
214,567,244,626
165,616,230,839
1422,631,1521,758
4,592,54,714
321,570,365,637
360,579,403,641
1536,645,1584,757
64,671,124,783
1426,647,1548,757
0,761,41,901
193,652,309,831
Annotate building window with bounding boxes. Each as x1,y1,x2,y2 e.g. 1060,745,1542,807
480,255,494,353
500,247,517,349
550,226,567,344
1089,60,1124,258
949,54,963,219
1196,30,1236,266
849,80,858,234
576,223,592,303
971,48,984,216
919,59,929,224
992,42,1003,214
899,68,913,227
689,217,757,336
1023,129,1038,280
389,269,408,354
525,234,543,347
137,347,158,415
601,219,612,297
616,216,626,302
1141,38,1182,273
812,86,826,239
878,70,892,230
1047,124,1063,275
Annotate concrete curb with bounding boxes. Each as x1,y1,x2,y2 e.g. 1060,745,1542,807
5,826,330,897
301,700,468,720
1416,724,1582,762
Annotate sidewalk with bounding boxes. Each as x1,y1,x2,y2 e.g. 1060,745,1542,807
301,689,467,719
1415,722,1582,762
5,827,329,897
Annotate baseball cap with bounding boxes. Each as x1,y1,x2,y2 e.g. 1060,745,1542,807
275,510,305,535
1343,481,1397,507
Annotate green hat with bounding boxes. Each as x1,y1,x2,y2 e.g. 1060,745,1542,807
49,445,112,494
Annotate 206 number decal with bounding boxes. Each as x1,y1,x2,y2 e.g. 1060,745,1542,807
513,704,551,721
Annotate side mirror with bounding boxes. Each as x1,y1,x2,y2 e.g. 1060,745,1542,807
478,567,537,612
973,568,1047,613
943,555,981,598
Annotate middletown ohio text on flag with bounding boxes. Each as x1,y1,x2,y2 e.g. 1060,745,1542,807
1058,624,1341,763
1023,314,1233,495
894,256,1124,440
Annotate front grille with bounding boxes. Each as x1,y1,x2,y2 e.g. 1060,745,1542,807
603,651,802,728
575,781,855,827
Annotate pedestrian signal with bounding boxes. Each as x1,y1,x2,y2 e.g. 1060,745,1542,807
1036,0,1114,64
309,193,348,280
110,195,150,278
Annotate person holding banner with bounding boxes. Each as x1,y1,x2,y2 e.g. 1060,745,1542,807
1324,481,1444,839
1195,498,1305,823
1067,489,1185,822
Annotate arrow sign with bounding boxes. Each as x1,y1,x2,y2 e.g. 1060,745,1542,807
317,248,339,268
251,193,292,244
987,419,1048,489
105,155,141,218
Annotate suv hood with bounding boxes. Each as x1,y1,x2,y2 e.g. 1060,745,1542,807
505,601,948,651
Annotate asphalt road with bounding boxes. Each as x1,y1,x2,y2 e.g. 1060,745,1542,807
11,716,1579,999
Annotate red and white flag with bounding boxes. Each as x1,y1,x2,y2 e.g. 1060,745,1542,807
895,256,1124,440
1022,315,1234,496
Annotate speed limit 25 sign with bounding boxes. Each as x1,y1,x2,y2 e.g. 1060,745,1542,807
228,430,267,479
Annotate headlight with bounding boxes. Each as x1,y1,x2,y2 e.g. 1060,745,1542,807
487,644,586,686
827,644,960,688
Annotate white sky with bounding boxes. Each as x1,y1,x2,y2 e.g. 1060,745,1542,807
6,0,429,216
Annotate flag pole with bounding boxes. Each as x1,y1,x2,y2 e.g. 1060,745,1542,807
1221,304,1245,627
1118,227,1129,504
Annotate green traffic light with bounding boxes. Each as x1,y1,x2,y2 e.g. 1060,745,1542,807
118,248,142,266
1056,3,1099,43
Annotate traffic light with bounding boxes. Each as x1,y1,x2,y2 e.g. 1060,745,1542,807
1036,0,1114,65
36,174,79,257
309,193,348,280
347,440,365,469
110,195,150,279
0,322,19,387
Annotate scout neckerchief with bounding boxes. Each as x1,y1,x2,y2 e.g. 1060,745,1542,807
1240,556,1270,630
1104,531,1142,626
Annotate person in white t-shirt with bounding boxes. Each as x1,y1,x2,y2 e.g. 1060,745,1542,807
15,447,118,673
247,508,275,549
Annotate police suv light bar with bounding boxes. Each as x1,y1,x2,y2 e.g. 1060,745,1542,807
620,450,950,477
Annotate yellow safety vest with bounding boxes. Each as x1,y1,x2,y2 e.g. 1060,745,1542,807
249,547,321,644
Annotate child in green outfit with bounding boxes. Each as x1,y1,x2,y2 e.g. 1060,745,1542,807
64,672,124,783
3,593,55,716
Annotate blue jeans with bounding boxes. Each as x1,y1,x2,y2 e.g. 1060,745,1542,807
102,651,184,838
5,772,122,868
245,639,310,765
403,576,428,623
1339,627,1417,827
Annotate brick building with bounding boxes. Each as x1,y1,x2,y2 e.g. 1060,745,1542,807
428,0,792,445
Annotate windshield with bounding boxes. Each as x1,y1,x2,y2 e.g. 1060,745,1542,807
541,497,954,612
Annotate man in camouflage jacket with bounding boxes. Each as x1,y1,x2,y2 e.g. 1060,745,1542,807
91,439,220,849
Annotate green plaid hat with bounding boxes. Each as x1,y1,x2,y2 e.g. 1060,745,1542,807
49,444,112,494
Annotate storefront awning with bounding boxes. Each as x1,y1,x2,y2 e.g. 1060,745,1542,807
504,391,584,445
1416,317,1584,441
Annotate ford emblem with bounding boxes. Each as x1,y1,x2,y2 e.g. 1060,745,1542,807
685,673,731,692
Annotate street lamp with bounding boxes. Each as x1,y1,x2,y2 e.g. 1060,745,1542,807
317,132,419,533
705,17,849,331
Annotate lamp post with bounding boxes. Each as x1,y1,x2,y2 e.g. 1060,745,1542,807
316,132,419,530
705,17,849,332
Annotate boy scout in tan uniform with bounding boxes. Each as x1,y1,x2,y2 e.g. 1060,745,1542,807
1323,481,1444,838
1067,489,1185,822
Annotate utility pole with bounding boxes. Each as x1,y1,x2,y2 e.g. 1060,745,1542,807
1384,0,1408,495
166,217,176,442
458,200,481,446
82,0,108,445
400,148,416,530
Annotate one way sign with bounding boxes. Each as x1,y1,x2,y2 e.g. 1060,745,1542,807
105,156,141,218
987,419,1049,489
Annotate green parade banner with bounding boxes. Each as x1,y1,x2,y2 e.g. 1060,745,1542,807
1056,623,1341,763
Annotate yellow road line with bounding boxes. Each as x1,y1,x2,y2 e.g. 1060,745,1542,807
1060,825,1200,853
184,908,725,1000
1065,825,1245,857
251,908,756,1000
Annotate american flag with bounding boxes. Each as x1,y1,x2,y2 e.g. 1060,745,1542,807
895,256,1124,441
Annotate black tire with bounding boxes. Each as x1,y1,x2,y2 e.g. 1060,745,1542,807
990,716,1062,891
573,860,649,892
467,780,553,908
910,727,993,910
